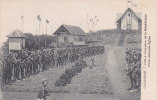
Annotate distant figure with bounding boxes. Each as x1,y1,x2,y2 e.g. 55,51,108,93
37,79,50,100
90,58,96,69
125,49,131,71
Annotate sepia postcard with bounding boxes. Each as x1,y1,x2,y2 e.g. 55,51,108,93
0,0,156,100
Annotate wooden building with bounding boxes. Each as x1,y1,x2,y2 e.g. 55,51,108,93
54,24,85,46
116,8,142,33
7,29,25,52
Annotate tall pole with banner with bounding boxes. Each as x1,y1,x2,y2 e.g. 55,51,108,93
21,16,24,32
45,19,49,48
37,15,41,49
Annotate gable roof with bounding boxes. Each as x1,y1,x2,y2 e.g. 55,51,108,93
54,24,85,35
116,8,142,23
7,29,25,38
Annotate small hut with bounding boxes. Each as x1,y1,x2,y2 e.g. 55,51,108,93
7,29,25,52
54,24,86,46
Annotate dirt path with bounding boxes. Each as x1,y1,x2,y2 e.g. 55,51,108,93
105,46,140,100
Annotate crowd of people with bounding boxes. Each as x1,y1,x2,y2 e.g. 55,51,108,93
125,48,141,92
56,46,104,66
1,45,104,85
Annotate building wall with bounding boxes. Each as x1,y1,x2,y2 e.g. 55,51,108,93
73,41,85,45
68,35,74,43
58,36,64,43
9,37,25,51
117,23,121,29
138,20,142,34
73,35,85,45
131,14,139,30
57,33,72,43
57,33,85,45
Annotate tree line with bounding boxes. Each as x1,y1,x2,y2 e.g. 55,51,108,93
24,33,57,51
2,33,57,53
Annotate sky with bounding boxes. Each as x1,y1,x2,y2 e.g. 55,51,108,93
0,0,142,46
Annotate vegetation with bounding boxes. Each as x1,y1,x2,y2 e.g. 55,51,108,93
24,33,57,51
55,60,87,87
1,33,57,52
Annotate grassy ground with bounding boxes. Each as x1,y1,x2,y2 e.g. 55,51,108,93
1,54,113,95
1,92,114,100
64,54,113,94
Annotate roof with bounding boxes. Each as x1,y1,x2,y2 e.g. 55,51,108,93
54,24,85,35
7,29,25,38
116,8,142,23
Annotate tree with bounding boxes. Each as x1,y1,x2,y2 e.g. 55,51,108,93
24,33,36,51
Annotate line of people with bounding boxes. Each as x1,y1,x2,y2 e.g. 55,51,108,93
2,45,104,85
56,46,104,66
125,48,141,92
2,49,55,85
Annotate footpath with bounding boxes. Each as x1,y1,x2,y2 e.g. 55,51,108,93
105,45,140,100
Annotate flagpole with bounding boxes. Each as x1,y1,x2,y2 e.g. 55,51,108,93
45,22,47,48
21,16,24,32
50,19,53,35
21,19,23,32
37,15,41,50
35,23,37,50
39,22,41,49
127,0,128,8
87,15,89,33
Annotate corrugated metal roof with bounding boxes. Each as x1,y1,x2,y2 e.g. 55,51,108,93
7,29,25,37
54,24,85,35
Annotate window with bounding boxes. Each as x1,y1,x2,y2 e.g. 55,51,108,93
127,24,131,30
64,37,68,43
79,37,84,41
128,14,130,17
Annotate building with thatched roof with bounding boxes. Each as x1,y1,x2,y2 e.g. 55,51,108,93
54,24,85,46
7,29,25,52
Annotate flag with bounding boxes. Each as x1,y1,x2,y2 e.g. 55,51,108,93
21,16,24,19
37,15,41,21
132,4,137,7
135,4,137,7
128,0,132,3
90,18,93,22
46,20,49,24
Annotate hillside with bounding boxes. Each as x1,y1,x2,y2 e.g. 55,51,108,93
86,29,141,46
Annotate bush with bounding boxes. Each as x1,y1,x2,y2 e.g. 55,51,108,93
65,68,74,76
60,73,70,80
55,78,62,86
55,60,87,87
55,78,69,86
81,61,87,68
